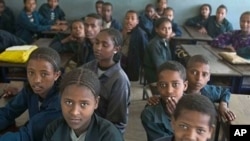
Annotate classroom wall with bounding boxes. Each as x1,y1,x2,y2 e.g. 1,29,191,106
5,0,249,29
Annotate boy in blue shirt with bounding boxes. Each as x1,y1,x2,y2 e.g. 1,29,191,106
101,2,122,31
201,4,233,38
155,94,217,141
0,0,15,33
39,0,66,24
141,61,188,141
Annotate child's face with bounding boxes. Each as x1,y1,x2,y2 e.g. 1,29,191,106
201,6,210,18
0,3,5,14
71,21,85,38
48,0,58,9
216,8,226,22
95,3,103,15
240,14,250,34
27,59,60,98
24,0,36,13
155,21,172,39
84,17,102,40
163,10,174,21
102,5,112,21
172,110,213,141
187,62,210,92
93,31,118,62
145,7,155,19
61,85,98,135
157,0,167,10
124,12,139,31
157,70,188,103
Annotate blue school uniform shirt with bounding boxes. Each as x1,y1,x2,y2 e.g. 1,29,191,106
205,16,233,38
122,26,148,81
141,99,174,141
0,30,26,52
16,9,53,44
82,60,131,134
110,18,122,31
144,35,172,83
185,15,209,29
139,14,154,39
201,85,230,103
42,114,124,141
39,3,65,23
154,136,173,141
0,6,15,33
0,84,62,141
172,21,182,37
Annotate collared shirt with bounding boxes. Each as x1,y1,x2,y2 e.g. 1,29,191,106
200,85,231,103
70,129,86,141
141,99,174,141
211,30,250,50
121,33,131,57
82,60,130,134
103,21,112,29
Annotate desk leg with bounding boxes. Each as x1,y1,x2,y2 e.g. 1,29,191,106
0,67,9,83
231,76,243,94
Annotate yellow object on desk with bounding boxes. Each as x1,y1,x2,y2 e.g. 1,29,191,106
0,45,38,63
218,52,250,64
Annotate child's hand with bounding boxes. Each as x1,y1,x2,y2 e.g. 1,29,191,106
198,27,207,34
1,87,19,98
153,13,161,19
219,102,236,121
59,25,68,31
61,35,77,44
147,95,160,105
165,97,177,115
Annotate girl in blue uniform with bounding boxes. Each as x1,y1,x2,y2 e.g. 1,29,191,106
42,68,124,141
0,47,62,141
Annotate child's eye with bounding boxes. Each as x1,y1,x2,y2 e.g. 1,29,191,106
191,70,198,75
158,82,167,88
81,103,89,108
41,73,48,77
197,128,206,135
179,124,188,130
202,72,209,77
172,83,180,88
65,101,73,106
27,71,34,76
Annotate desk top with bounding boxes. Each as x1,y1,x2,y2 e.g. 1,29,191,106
181,44,241,76
33,38,53,48
204,45,250,76
229,94,250,125
184,25,213,42
172,26,193,40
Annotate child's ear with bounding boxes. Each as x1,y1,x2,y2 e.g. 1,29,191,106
95,96,100,109
183,80,188,91
207,125,215,139
54,70,62,81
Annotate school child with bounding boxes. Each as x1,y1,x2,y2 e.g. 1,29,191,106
0,0,15,33
201,4,233,38
42,68,124,141
95,0,104,16
211,11,250,53
154,94,217,141
147,55,236,122
81,28,130,134
185,3,212,30
139,4,156,39
155,0,168,18
141,61,188,141
0,47,62,141
121,10,148,81
144,17,173,84
101,2,122,31
162,7,182,37
39,0,66,24
50,20,94,66
0,30,26,53
16,0,67,44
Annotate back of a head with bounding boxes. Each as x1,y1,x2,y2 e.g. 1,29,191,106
186,54,209,69
60,68,100,97
173,94,217,127
27,47,61,72
157,61,186,81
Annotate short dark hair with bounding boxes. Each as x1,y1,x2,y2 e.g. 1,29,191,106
157,0,168,3
100,28,122,47
70,20,84,30
60,68,100,97
85,13,103,26
23,0,36,3
0,0,5,5
173,94,217,127
154,17,172,28
200,3,212,16
27,47,61,72
157,61,186,81
163,7,174,13
145,4,155,10
95,0,104,5
186,55,209,69
125,10,138,19
103,2,113,9
240,11,250,21
217,4,227,12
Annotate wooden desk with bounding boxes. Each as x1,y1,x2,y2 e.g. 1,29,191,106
172,26,193,43
184,25,213,42
181,44,241,76
42,28,70,38
33,38,53,48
